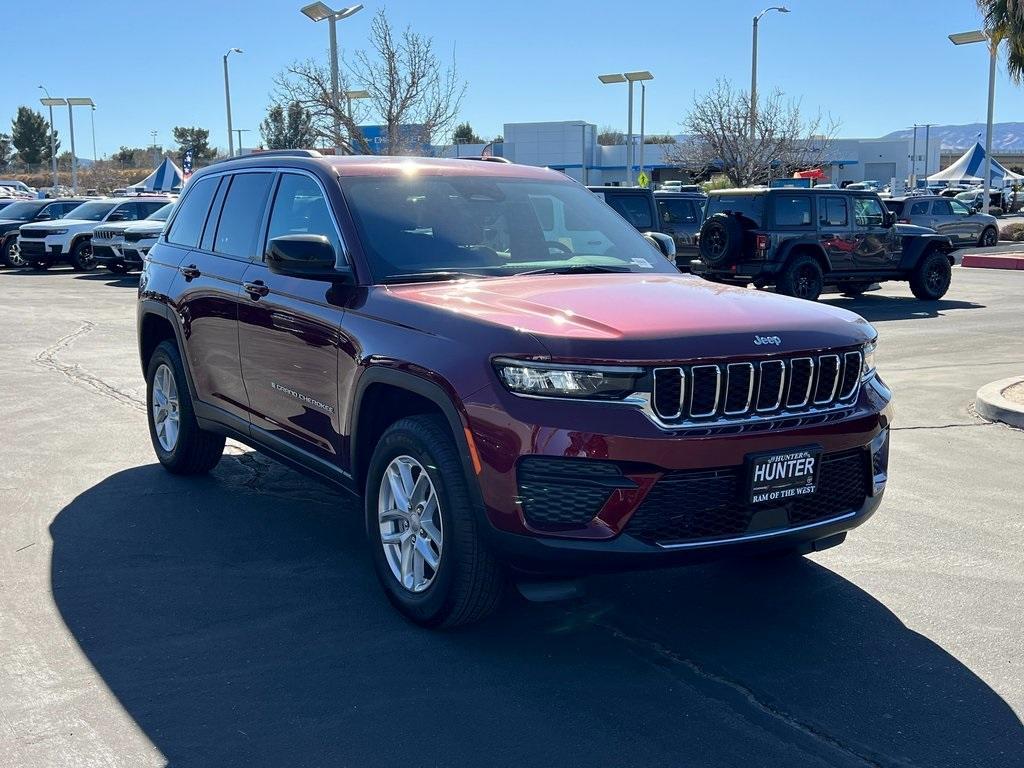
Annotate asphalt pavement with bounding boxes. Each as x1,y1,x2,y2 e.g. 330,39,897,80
1,266,1022,768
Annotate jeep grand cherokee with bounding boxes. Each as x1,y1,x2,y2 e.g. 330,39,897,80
137,151,892,627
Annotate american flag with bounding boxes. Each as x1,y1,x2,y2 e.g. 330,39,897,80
182,150,193,181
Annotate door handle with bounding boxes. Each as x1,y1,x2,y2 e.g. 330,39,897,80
179,264,201,280
243,280,270,299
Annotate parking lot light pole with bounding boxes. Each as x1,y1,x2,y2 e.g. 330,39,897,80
342,89,370,151
301,3,364,155
598,74,628,183
751,6,789,139
949,30,998,214
234,128,251,155
66,98,94,195
223,48,243,158
624,72,653,186
90,105,97,165
639,82,646,182
38,88,64,190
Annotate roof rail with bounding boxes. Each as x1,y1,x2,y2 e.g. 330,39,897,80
216,149,323,164
454,156,511,164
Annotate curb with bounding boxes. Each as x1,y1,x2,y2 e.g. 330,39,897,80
976,377,1024,429
961,254,1024,270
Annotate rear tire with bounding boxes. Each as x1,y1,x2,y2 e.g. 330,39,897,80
365,415,505,628
776,254,824,302
909,250,952,301
70,239,95,272
146,340,225,474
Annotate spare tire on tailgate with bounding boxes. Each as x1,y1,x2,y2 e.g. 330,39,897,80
698,213,745,266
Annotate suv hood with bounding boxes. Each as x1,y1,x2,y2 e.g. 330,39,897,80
123,221,166,235
388,273,874,362
20,219,95,232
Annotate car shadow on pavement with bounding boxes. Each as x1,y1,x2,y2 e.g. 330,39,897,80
72,272,139,288
49,464,1023,767
821,295,985,322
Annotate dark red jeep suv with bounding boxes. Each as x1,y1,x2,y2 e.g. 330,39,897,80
137,151,892,627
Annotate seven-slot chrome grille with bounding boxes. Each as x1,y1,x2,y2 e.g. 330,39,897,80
650,350,863,426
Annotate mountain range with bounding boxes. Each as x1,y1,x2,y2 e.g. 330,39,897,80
881,123,1024,151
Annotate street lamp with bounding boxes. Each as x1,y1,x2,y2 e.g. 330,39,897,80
38,87,64,190
598,71,653,186
751,6,789,138
342,88,370,150
234,128,251,155
223,47,243,157
949,29,997,214
301,2,364,155
90,105,97,165
67,97,94,194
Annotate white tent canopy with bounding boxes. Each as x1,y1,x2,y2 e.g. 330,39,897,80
927,142,1024,186
129,158,184,192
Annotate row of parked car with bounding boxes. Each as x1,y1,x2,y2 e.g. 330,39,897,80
0,196,172,272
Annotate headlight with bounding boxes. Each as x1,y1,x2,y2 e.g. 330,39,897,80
862,340,877,380
46,229,69,235
494,358,643,400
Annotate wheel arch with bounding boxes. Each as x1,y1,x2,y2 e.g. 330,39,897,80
350,367,483,511
778,240,832,274
899,235,954,270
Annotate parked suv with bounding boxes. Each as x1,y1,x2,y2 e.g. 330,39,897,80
19,196,169,270
654,189,705,261
884,196,998,248
586,185,679,267
693,188,955,301
138,152,892,627
93,202,174,273
0,198,87,267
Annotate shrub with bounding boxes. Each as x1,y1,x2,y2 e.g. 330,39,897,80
999,222,1024,241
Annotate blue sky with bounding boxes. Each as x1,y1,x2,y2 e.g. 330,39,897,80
3,0,1018,157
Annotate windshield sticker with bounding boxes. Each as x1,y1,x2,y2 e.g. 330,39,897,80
630,257,654,269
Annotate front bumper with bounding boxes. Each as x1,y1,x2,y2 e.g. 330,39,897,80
18,239,65,263
464,376,892,575
94,243,143,267
691,258,780,282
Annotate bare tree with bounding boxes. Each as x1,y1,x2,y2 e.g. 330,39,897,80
597,125,624,146
665,80,839,188
273,9,465,155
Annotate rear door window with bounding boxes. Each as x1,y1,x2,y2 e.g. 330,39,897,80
819,197,848,227
774,195,812,227
213,173,274,258
910,201,930,216
604,194,654,230
167,176,220,248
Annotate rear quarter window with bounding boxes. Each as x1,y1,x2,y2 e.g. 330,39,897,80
773,195,812,227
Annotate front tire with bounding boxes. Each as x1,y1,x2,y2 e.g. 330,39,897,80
0,235,19,267
776,254,824,302
978,226,998,248
909,250,952,301
366,415,504,628
146,340,225,474
70,239,95,272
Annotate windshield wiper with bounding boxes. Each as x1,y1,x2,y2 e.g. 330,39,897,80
382,270,488,284
515,264,633,276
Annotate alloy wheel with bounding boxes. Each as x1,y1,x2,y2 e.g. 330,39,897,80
378,455,443,593
7,239,23,267
151,363,180,451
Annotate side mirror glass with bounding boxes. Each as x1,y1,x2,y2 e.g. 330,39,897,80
644,231,677,262
266,234,353,283
34,213,51,221
882,211,897,228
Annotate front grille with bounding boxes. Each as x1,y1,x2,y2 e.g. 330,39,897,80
516,457,633,529
625,449,870,545
19,230,46,239
94,228,122,241
19,240,45,257
650,351,862,426
125,231,155,243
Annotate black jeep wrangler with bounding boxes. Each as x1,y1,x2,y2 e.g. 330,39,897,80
691,188,955,301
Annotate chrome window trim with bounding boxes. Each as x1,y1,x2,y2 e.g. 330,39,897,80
756,359,786,412
814,354,841,405
724,362,755,415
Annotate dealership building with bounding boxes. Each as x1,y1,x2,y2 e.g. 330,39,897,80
437,121,942,187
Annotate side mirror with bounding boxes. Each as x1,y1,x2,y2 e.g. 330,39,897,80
107,212,127,222
34,213,51,221
882,211,897,228
644,231,677,261
266,234,353,283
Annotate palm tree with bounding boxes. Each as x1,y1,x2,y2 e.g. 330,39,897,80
978,0,1024,81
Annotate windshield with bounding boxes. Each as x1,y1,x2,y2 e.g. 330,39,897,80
955,192,978,203
147,203,174,221
341,176,679,283
65,201,117,221
0,201,45,221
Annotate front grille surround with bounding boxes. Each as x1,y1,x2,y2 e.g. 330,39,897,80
646,350,862,430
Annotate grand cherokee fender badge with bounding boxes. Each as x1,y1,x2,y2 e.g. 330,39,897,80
271,382,335,414
753,335,782,346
